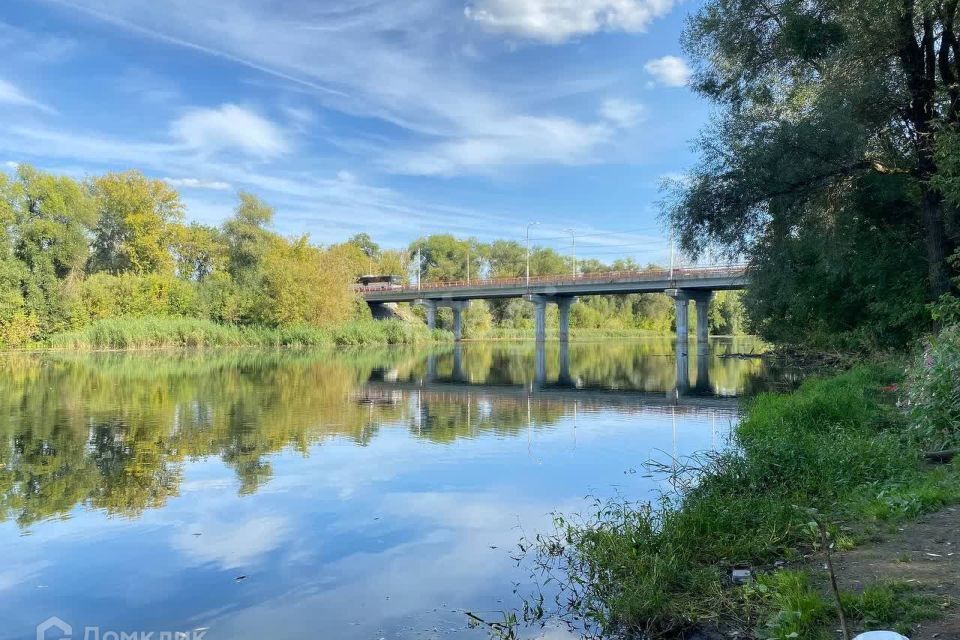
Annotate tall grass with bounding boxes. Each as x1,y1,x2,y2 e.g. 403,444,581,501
515,364,960,638
47,316,450,350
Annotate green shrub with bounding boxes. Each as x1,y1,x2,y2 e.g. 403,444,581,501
906,324,960,450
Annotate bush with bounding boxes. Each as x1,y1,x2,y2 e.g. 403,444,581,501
0,311,40,348
906,324,960,451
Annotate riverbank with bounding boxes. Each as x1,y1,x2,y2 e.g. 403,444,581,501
40,316,452,350
514,356,960,639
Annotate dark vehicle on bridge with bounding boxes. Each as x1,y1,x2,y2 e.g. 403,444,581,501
355,274,404,291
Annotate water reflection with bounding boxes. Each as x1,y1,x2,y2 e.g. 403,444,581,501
0,338,767,639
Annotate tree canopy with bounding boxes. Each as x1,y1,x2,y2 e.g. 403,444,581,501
669,0,960,346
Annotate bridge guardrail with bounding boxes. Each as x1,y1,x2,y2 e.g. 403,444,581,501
356,265,748,295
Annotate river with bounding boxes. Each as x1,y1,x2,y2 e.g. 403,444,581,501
0,338,771,640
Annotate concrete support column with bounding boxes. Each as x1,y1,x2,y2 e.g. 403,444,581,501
557,296,576,343
421,300,437,330
666,289,690,355
692,291,713,346
532,296,547,343
450,301,466,342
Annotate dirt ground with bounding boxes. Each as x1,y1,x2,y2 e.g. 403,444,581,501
832,507,960,639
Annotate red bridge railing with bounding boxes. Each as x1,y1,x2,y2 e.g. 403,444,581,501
357,265,747,294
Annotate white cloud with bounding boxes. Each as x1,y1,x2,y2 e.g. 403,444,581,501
643,55,691,87
385,114,612,175
46,0,646,176
0,78,55,113
465,0,677,43
600,99,646,128
3,160,17,170
162,176,232,190
170,104,289,158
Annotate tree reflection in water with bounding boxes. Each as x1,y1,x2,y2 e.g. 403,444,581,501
0,338,767,527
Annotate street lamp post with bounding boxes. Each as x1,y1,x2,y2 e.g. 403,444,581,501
565,228,576,278
669,230,675,280
526,221,540,289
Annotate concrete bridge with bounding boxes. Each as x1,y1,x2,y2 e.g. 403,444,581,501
361,265,748,347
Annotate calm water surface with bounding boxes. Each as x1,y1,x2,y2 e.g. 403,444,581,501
0,339,772,639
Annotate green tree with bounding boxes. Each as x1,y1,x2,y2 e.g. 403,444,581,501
484,240,527,278
348,232,381,260
669,0,960,344
223,192,274,281
90,171,183,275
171,222,226,282
410,234,479,282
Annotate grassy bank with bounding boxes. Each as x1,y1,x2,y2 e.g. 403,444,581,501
517,362,960,639
45,316,451,350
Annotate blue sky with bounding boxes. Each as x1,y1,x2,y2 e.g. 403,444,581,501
0,0,710,263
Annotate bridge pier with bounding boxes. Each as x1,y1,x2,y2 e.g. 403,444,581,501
420,300,437,330
557,296,576,343
692,291,713,345
532,296,547,343
667,289,713,354
667,289,691,355
528,294,577,343
418,299,467,340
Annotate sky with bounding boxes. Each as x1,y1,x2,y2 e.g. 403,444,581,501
0,0,712,264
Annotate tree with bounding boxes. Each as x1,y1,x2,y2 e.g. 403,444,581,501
671,0,960,315
171,222,226,282
347,233,381,260
223,192,274,281
529,247,569,277
484,240,527,278
409,234,479,282
90,171,183,275
255,236,357,327
9,165,95,278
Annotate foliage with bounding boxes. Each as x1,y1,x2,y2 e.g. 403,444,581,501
905,324,960,451
510,365,960,638
0,167,417,349
669,0,960,348
89,171,183,275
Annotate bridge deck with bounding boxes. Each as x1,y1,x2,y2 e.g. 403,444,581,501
360,265,747,303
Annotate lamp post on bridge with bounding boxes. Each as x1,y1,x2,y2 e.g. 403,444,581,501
564,228,576,278
526,221,540,289
416,245,422,291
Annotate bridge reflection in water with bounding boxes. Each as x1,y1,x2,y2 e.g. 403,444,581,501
361,340,749,425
